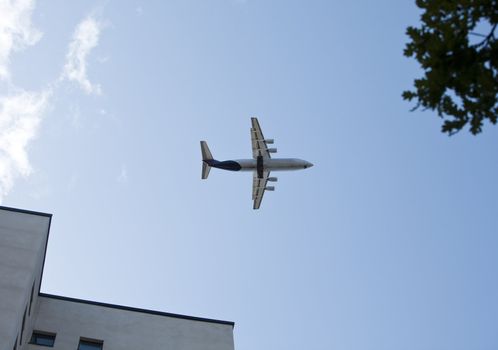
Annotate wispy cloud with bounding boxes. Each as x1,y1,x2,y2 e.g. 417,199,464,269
62,15,102,94
0,0,48,203
0,89,51,202
0,8,106,203
67,103,81,128
117,164,128,184
0,0,42,80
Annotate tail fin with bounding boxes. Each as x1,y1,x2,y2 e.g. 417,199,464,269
200,141,213,161
200,141,213,179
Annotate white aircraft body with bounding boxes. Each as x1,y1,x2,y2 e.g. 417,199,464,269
201,117,313,209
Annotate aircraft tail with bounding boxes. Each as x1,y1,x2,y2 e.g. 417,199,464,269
202,162,211,179
200,141,213,179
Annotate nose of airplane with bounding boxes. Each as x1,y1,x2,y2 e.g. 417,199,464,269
304,161,314,168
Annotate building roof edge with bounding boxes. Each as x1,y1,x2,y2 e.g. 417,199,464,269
0,205,52,218
38,293,235,328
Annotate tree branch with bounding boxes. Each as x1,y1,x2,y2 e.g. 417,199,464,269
473,23,497,48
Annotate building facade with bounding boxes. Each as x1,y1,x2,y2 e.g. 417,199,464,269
0,206,235,350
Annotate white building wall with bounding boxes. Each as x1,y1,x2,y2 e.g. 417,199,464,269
29,296,235,350
0,207,51,350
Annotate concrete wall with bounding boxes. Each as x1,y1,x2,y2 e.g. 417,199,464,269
29,296,235,350
0,207,51,350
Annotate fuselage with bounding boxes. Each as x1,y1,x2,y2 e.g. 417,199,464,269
205,158,313,172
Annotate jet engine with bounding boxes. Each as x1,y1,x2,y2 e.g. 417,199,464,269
265,139,274,144
268,177,278,182
268,148,277,153
265,186,275,191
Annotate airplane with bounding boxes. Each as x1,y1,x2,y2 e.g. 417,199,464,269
201,117,313,209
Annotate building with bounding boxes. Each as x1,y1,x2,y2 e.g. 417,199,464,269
0,206,235,350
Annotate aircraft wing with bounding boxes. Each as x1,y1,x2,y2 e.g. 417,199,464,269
252,170,270,209
251,117,271,159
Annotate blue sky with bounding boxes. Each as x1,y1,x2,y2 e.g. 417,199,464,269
1,1,498,349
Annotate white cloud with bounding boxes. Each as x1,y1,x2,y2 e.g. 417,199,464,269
0,9,107,202
0,89,51,202
67,104,81,128
62,15,102,94
96,55,109,63
117,164,128,184
0,0,42,80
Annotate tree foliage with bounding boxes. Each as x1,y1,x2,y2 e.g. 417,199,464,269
403,0,498,135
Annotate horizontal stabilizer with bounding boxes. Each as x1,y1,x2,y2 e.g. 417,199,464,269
202,162,211,179
200,141,213,160
200,141,214,179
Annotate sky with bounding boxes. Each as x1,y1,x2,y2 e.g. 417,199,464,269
1,1,498,349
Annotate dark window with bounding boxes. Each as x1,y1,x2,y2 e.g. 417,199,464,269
30,331,56,347
78,338,103,350
29,280,35,316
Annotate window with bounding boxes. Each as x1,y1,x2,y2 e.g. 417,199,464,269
78,338,103,350
30,331,56,347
